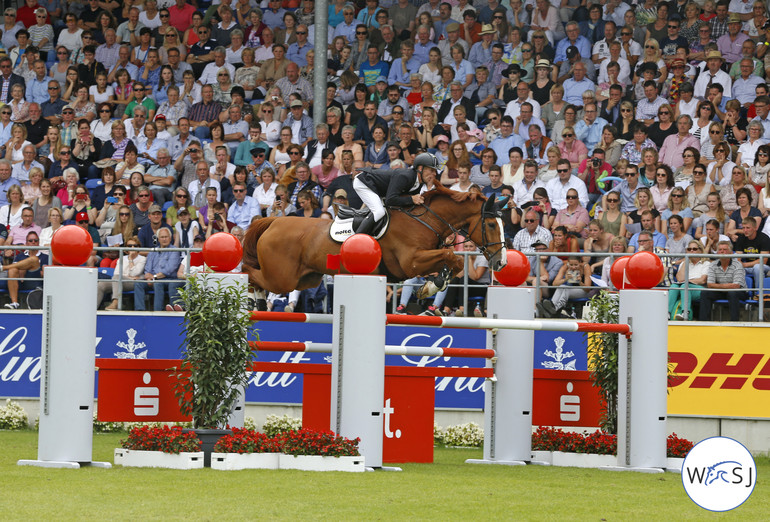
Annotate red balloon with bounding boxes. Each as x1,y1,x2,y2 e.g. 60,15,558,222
50,225,93,266
202,233,243,272
340,234,382,274
494,250,530,286
626,250,665,289
609,256,635,290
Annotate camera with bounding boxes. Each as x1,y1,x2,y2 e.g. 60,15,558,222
106,196,118,204
591,157,601,167
214,213,222,220
76,193,88,200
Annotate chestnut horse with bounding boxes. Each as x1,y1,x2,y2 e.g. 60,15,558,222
241,185,508,296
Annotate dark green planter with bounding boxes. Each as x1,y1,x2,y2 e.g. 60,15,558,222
183,428,232,467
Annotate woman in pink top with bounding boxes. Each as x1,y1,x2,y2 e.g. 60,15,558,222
557,126,588,171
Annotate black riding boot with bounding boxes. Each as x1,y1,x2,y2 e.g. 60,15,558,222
355,213,377,235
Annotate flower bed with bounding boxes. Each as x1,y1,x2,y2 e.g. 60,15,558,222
210,427,364,471
530,426,693,469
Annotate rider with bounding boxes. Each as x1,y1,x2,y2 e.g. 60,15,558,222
352,152,441,235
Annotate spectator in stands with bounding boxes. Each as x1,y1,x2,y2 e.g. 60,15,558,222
733,216,770,281
40,80,67,125
134,226,181,311
129,185,154,228
699,240,746,321
2,230,46,309
188,84,222,140
513,207,553,253
283,99,315,148
602,163,642,213
6,206,40,245
12,143,42,182
138,203,173,248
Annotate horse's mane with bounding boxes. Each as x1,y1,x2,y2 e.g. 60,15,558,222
422,183,487,205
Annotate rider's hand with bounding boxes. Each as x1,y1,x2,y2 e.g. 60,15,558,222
412,194,424,204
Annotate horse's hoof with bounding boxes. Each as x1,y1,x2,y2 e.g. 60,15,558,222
416,281,439,299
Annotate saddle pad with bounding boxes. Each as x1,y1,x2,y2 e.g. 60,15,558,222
329,212,390,243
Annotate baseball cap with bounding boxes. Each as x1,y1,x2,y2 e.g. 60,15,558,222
334,189,347,198
376,75,388,84
290,99,303,108
566,46,579,60
251,146,267,156
149,204,162,214
76,211,89,223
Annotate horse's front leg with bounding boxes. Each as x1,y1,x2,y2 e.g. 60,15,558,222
403,249,464,299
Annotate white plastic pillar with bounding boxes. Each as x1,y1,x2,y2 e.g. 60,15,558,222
330,274,387,469
467,286,536,466
18,267,110,469
206,272,248,429
615,289,668,472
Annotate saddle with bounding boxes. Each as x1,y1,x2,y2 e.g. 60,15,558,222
329,205,390,243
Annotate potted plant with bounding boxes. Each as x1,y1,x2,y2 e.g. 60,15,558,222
278,428,365,472
115,425,203,469
173,273,254,466
211,428,283,470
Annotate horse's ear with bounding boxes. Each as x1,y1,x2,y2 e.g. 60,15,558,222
482,196,495,213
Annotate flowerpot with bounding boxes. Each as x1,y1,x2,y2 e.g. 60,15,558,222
183,428,232,467
530,450,553,465
211,452,280,470
278,454,365,472
666,457,684,472
114,448,204,469
551,451,617,468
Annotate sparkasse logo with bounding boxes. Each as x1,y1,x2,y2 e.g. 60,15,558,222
682,437,756,512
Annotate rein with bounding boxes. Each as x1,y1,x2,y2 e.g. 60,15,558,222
392,200,506,257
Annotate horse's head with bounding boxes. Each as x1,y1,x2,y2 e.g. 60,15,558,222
467,195,508,272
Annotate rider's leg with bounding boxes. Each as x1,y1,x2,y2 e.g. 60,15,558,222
352,178,386,234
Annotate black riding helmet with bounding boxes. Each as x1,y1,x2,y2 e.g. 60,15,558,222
413,152,440,170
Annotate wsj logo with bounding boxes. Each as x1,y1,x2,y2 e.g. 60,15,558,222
133,372,160,416
669,351,770,390
685,461,752,487
682,437,756,512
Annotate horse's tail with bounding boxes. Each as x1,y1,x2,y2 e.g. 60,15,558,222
242,216,280,270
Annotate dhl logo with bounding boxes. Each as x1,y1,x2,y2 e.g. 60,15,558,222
669,352,770,390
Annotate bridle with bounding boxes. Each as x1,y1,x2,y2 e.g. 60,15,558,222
393,196,508,260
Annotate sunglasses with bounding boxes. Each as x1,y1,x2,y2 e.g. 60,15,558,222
671,193,683,198
686,247,700,251
607,198,619,203
176,194,188,198
63,110,74,114
393,111,403,115
645,45,656,49
138,194,150,198
761,152,770,156
710,130,721,134
557,169,569,173
160,13,169,18
693,171,705,175
100,109,111,113
522,48,532,52
355,31,366,35
562,133,573,138
48,86,60,90
188,149,199,153
658,111,670,115
621,108,632,112
523,219,537,223
165,33,176,37
683,154,694,158
233,188,245,193
566,195,578,199
289,151,301,155
119,212,131,216
60,150,71,154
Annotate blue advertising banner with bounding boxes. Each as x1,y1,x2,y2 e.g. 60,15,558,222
0,313,588,409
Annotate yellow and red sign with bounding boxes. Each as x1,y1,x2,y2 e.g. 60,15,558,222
668,324,770,418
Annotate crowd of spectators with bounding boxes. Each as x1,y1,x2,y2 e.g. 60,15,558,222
0,0,768,320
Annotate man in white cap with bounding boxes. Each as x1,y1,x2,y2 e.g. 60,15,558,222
282,99,314,147
693,50,732,99
717,13,750,66
469,24,495,68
